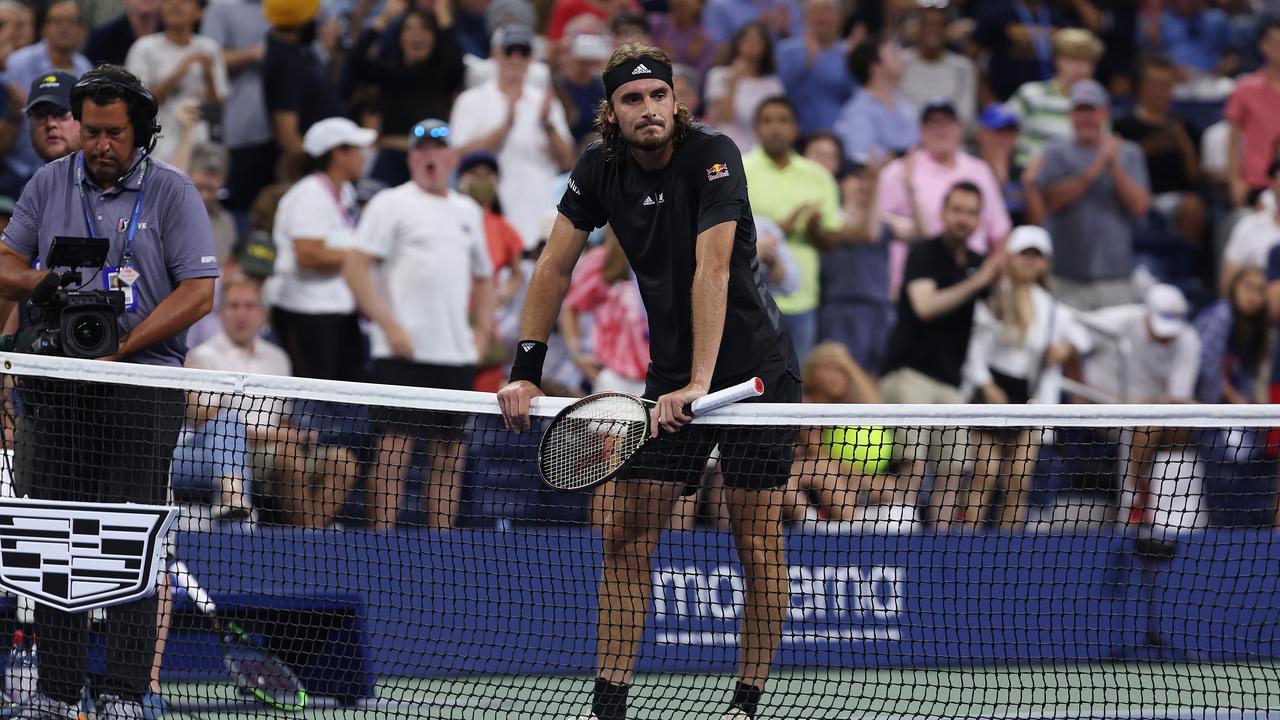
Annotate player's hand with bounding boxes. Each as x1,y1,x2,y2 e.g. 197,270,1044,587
651,383,706,437
383,322,415,361
498,380,544,433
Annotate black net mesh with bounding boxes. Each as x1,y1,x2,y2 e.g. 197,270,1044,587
0,356,1278,719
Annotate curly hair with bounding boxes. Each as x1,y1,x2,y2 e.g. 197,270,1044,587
594,43,693,162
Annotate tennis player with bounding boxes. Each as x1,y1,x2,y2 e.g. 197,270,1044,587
497,42,800,720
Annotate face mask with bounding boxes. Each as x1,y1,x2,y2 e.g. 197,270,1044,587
465,175,498,208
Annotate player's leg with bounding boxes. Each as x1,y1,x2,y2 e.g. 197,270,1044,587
724,485,788,688
596,478,685,685
717,369,801,719
583,477,684,720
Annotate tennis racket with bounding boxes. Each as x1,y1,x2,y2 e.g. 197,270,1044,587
169,562,309,712
538,377,764,492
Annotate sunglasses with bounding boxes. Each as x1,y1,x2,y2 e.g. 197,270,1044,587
411,123,450,143
27,105,70,121
504,44,532,58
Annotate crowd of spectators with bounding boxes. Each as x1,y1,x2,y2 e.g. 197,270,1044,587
3,0,1279,532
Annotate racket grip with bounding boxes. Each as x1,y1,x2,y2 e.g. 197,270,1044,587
690,377,764,416
170,561,217,616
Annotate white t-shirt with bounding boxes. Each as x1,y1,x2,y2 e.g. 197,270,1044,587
962,285,1090,404
355,183,492,365
448,79,572,249
1081,304,1201,402
125,33,230,164
267,174,358,315
1223,209,1280,271
185,331,292,429
704,67,785,153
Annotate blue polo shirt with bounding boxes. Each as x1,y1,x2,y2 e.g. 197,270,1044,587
2,151,220,367
776,38,856,135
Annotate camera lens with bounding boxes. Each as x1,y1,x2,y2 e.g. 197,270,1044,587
72,315,105,348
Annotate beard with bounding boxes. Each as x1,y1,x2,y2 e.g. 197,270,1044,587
622,117,675,151
87,152,126,185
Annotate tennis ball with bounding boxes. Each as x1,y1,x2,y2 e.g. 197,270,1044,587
822,425,892,475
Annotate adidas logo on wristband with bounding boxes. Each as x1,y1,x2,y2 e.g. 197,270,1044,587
521,342,535,353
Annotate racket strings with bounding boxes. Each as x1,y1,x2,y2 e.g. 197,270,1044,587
541,396,649,490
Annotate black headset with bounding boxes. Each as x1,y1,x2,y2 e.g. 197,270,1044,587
69,75,162,155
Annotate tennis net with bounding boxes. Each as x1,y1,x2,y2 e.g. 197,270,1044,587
0,351,1278,719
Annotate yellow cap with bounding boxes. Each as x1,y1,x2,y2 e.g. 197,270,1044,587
263,0,319,28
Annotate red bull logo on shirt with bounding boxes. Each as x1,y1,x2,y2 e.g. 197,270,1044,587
706,163,730,181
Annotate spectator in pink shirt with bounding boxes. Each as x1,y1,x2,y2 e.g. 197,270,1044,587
1225,18,1280,207
877,98,1012,298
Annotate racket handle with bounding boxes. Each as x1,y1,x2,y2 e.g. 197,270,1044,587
690,377,764,416
170,561,217,616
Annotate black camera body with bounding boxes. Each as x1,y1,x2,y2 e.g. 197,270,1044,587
16,287,125,358
12,236,127,358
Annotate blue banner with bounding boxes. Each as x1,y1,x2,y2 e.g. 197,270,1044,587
172,528,1280,683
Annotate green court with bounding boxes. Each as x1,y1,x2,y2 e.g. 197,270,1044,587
163,663,1280,719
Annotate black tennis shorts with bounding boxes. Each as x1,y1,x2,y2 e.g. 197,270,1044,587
369,358,475,438
618,364,801,494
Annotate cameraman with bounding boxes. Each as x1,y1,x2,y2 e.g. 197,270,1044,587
0,64,217,719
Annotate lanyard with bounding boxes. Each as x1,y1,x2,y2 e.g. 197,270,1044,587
313,172,357,229
1013,0,1055,82
75,153,150,266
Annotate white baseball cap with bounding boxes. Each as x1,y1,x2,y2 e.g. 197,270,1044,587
1144,283,1189,340
1006,225,1053,257
302,117,377,157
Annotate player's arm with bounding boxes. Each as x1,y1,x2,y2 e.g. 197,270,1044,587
688,221,734,391
653,220,734,435
518,213,590,344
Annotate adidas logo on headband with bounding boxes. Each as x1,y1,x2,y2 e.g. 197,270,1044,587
604,58,673,99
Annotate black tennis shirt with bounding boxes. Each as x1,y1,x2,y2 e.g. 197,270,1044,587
557,124,798,391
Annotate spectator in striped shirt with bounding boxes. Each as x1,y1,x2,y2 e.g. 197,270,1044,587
1006,28,1103,166
562,228,650,397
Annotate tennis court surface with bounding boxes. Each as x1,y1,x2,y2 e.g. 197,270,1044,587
165,663,1280,718
3,354,1280,719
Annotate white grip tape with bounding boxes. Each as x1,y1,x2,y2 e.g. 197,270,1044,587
170,561,217,616
690,377,764,416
